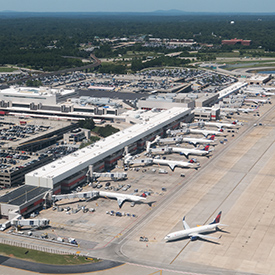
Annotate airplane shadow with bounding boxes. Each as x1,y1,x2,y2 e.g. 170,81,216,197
217,227,230,234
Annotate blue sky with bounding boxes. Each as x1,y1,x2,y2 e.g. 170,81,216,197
1,0,275,13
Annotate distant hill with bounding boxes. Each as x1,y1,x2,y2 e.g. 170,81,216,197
0,10,275,18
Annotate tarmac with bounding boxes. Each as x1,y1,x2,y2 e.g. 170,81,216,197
1,99,275,274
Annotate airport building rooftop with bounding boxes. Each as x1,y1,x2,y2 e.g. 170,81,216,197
0,86,76,105
25,107,190,189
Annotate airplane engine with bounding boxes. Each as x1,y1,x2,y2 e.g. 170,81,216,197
190,236,198,241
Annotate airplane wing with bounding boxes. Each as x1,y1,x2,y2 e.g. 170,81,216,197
117,198,125,208
167,163,176,171
189,233,221,241
182,216,190,230
179,151,188,158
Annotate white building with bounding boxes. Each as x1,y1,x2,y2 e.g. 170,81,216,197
25,107,191,193
0,86,76,105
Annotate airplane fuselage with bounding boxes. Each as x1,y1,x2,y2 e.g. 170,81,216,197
153,158,199,170
171,147,209,156
183,137,215,146
189,129,225,137
204,122,238,129
165,223,219,241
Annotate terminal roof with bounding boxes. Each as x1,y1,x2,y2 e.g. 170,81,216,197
0,185,50,206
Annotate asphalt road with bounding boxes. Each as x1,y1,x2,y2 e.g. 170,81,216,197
0,255,123,274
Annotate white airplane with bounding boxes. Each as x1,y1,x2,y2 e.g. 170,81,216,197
242,90,262,96
262,89,275,96
221,107,255,114
182,135,216,146
188,128,226,138
99,190,147,208
124,154,199,171
244,98,269,104
152,158,200,171
158,135,216,146
237,108,256,113
164,211,226,242
148,144,211,158
169,145,212,158
203,121,239,129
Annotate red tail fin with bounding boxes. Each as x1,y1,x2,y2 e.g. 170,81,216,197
189,158,197,163
210,134,215,140
219,128,224,132
204,145,210,151
210,211,222,224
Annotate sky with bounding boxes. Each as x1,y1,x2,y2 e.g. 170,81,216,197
1,0,275,13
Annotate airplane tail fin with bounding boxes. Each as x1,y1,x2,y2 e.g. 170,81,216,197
210,211,222,224
203,145,210,151
219,128,224,132
209,135,215,141
189,158,197,163
140,193,147,198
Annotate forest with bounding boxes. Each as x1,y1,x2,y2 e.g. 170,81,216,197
1,13,275,71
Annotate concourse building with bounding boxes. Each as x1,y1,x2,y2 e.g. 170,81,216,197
25,107,191,194
0,107,191,217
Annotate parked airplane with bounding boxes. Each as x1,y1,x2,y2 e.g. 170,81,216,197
182,135,216,146
203,121,239,129
124,154,200,171
221,107,255,114
99,190,147,208
148,144,211,158
188,128,226,138
169,144,212,158
244,98,269,104
262,89,275,96
237,108,256,113
164,211,226,242
152,158,200,171
157,135,216,146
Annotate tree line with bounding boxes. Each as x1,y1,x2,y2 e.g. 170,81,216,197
1,14,275,71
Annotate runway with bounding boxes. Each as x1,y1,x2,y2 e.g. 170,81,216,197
116,102,275,274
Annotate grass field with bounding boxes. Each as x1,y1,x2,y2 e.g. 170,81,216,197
0,243,100,265
0,67,18,72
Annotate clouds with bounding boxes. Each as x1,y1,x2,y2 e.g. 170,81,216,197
1,0,275,13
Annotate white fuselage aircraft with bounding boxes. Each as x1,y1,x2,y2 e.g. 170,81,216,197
169,145,211,158
152,158,200,171
148,144,211,158
189,128,226,137
124,154,199,171
158,135,215,146
203,121,238,129
164,211,226,242
99,191,146,208
245,98,269,104
182,135,216,146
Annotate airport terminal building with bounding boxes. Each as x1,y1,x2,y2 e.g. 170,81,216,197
0,107,191,217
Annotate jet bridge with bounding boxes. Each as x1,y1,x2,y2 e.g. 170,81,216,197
166,128,189,136
52,190,99,202
11,218,50,228
92,172,127,181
